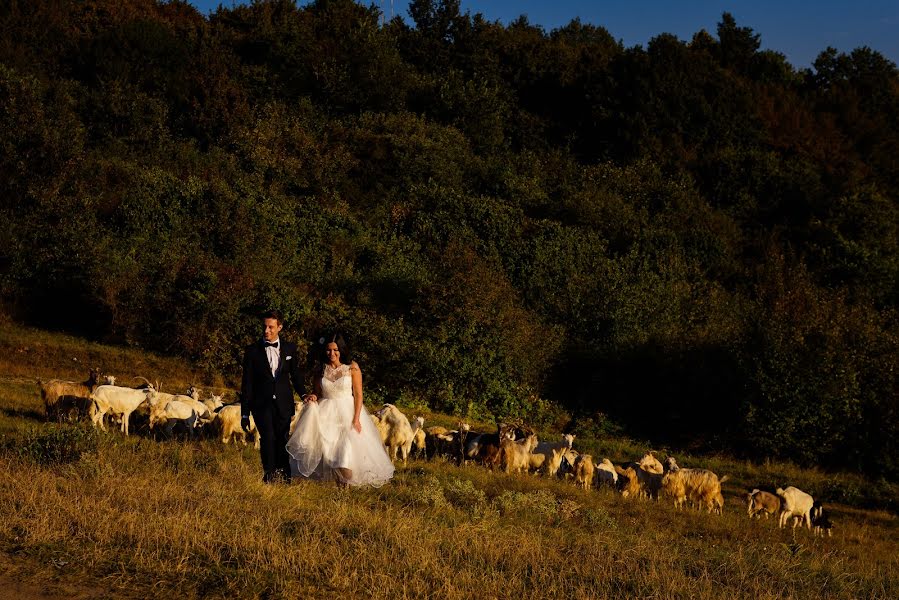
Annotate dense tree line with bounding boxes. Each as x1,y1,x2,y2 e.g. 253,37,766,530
1,0,897,476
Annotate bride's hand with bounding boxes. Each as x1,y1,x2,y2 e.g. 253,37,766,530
304,394,318,404
352,418,362,433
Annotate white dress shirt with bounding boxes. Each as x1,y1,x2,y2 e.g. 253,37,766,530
265,338,280,377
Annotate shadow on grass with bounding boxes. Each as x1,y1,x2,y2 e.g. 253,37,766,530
0,406,44,422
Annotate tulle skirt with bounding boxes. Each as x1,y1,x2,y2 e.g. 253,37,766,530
286,396,394,487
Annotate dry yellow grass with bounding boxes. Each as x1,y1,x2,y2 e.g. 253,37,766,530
1,323,898,599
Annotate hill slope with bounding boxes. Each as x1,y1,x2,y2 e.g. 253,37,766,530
1,324,897,598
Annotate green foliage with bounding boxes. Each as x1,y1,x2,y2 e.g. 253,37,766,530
582,506,618,529
415,476,490,516
495,489,557,520
6,424,99,466
0,1,897,477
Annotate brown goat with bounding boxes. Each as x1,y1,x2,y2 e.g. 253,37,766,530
615,466,643,498
464,421,533,468
40,368,101,421
573,454,595,489
500,434,539,474
747,489,781,519
662,469,728,513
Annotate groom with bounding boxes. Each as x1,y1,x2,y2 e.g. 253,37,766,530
241,309,314,483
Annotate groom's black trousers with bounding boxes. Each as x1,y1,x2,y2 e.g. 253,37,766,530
255,409,292,480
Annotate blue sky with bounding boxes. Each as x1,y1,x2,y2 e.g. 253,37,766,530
189,1,899,69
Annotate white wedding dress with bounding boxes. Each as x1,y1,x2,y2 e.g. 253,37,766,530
286,363,394,486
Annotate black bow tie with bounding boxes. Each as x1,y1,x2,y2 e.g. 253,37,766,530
265,341,279,348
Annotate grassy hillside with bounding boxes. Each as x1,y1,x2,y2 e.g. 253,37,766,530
1,323,897,599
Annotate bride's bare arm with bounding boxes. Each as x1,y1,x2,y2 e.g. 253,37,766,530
308,376,322,403
350,361,363,432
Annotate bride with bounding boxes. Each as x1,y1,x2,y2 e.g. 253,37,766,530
286,332,394,487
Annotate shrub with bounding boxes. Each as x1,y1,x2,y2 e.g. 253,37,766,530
582,507,618,530
6,424,99,466
494,489,557,520
413,476,449,509
443,478,488,516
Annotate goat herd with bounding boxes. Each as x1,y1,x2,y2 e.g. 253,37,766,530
37,368,833,536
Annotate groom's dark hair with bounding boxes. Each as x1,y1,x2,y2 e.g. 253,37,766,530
262,309,283,325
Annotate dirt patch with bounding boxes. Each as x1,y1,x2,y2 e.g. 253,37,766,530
0,554,111,600
0,573,108,600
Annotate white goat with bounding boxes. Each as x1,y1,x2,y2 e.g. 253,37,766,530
530,434,575,474
500,434,539,474
215,404,259,450
89,385,149,436
374,404,415,464
573,454,595,489
638,452,664,474
593,458,618,487
184,386,214,423
776,486,814,530
149,399,199,438
410,416,426,458
203,393,224,415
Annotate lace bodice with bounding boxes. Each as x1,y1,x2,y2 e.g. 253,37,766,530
320,363,352,400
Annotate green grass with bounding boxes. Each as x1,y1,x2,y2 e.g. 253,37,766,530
1,322,897,599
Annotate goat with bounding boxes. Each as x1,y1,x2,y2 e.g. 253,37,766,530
374,404,415,465
149,399,199,439
184,386,214,424
558,448,580,479
776,487,814,530
40,368,101,421
661,468,727,512
89,384,149,436
593,458,618,487
637,452,664,475
530,434,575,475
464,422,533,468
215,404,260,449
630,465,665,500
615,466,642,498
573,454,595,489
664,456,680,472
425,423,468,463
747,489,781,519
500,434,539,475
203,393,224,415
411,416,426,459
811,502,834,537
544,447,568,477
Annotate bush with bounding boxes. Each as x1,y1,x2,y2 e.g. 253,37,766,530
494,489,557,520
443,478,489,516
6,425,99,466
413,476,449,509
582,506,618,529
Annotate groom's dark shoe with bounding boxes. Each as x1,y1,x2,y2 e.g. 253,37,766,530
263,470,291,484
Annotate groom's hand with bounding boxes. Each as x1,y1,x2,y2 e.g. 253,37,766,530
303,394,317,404
241,415,251,433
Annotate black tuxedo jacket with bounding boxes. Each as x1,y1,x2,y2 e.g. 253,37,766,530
240,339,306,420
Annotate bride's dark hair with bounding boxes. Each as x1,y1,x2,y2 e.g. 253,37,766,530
316,332,351,375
